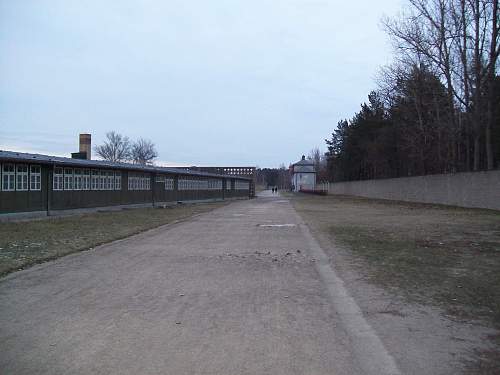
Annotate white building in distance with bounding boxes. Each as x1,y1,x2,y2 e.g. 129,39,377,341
290,155,316,192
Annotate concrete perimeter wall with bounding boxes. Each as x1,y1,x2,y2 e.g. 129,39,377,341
318,170,500,211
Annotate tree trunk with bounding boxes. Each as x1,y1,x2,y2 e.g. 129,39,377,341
472,0,482,171
466,129,471,171
486,118,493,169
473,135,480,171
485,0,498,170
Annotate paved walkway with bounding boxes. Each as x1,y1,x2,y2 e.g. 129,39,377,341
0,192,398,375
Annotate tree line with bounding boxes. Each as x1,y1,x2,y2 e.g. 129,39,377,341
325,0,499,182
256,165,290,189
95,131,158,165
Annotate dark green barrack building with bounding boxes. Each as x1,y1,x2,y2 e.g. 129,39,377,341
0,150,252,220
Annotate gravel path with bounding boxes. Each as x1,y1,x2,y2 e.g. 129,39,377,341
0,192,398,375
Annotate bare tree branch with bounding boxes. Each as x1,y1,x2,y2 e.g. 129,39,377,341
131,138,158,165
94,131,131,162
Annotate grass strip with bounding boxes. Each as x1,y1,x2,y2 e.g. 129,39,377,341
0,202,227,277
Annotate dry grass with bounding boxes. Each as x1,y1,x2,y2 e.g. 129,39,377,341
0,202,227,277
290,193,500,372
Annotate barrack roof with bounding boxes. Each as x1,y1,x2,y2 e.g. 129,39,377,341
0,150,251,180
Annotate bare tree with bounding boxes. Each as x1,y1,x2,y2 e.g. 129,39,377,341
131,138,158,165
308,147,326,175
94,131,131,162
382,0,499,170
484,0,499,169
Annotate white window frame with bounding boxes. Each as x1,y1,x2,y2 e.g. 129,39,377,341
30,165,41,191
114,171,122,190
128,173,135,191
64,168,74,190
235,180,250,190
105,171,112,190
82,169,91,190
109,171,114,190
165,178,174,190
103,171,108,190
53,167,64,191
2,163,15,191
16,164,29,191
99,170,106,190
91,170,99,190
74,169,82,190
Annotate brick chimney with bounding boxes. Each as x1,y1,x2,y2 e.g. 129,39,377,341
79,133,91,160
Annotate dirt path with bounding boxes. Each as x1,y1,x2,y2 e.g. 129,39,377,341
3,192,490,374
0,191,391,375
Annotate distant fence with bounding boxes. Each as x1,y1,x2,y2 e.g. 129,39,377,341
317,170,500,211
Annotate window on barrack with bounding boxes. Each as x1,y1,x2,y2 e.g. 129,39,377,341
53,167,64,191
128,173,135,190
16,164,29,191
74,169,82,190
64,168,74,190
98,170,105,190
114,171,121,190
2,164,16,191
106,171,114,190
235,181,249,190
82,169,91,190
165,178,174,190
30,165,41,191
91,170,99,190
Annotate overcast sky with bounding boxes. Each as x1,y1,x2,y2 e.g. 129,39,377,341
0,0,403,167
